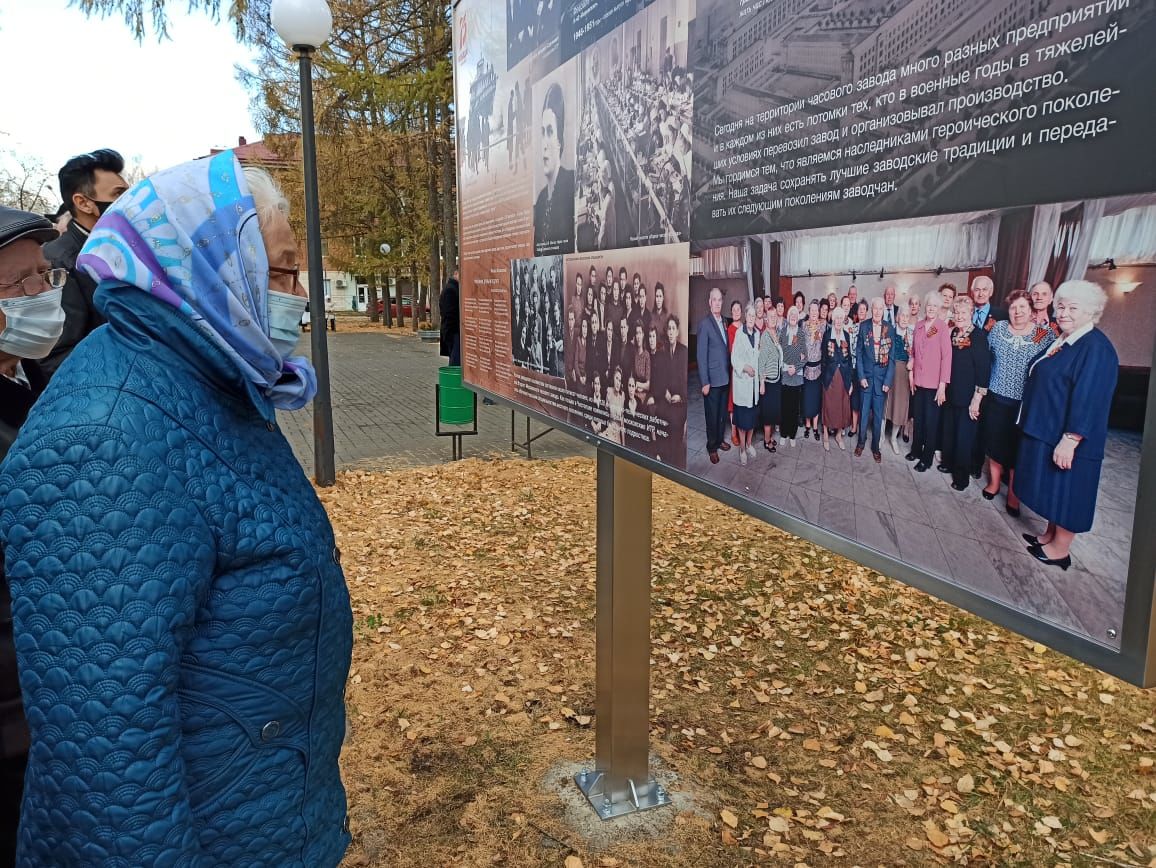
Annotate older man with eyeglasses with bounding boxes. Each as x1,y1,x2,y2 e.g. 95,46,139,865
0,203,66,866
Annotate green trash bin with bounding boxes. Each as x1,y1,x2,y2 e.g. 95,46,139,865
438,366,475,425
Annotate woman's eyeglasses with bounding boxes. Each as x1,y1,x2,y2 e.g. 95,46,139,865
268,265,300,284
0,268,68,297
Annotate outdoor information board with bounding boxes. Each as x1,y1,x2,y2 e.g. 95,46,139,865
451,0,1156,687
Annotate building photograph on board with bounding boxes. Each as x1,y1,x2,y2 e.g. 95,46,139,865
684,193,1154,648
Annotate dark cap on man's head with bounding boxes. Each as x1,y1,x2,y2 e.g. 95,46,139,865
0,205,58,252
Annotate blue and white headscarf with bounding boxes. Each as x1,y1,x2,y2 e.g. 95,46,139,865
77,151,316,410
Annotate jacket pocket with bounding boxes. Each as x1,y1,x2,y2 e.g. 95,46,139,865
178,662,310,814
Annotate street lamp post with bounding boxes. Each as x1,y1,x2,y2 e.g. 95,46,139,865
271,0,336,486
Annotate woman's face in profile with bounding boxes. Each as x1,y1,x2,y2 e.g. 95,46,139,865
261,210,305,298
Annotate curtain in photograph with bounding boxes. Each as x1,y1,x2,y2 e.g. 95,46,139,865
778,217,998,275
992,207,1034,301
1089,204,1156,265
1027,203,1063,286
700,244,744,277
766,239,781,300
745,239,755,301
1045,204,1084,286
1064,198,1106,282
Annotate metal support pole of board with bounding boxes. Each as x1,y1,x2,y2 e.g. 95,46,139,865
575,450,671,820
510,411,554,460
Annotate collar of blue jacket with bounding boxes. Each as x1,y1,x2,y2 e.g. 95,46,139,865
93,280,278,425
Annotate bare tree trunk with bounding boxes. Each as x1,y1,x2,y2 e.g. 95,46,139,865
410,266,420,331
367,281,380,323
379,272,393,327
440,103,458,272
426,104,443,329
427,233,440,329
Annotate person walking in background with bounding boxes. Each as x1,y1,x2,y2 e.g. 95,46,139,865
730,303,760,465
908,290,952,472
1018,281,1119,570
982,290,1055,514
0,206,67,866
0,156,353,865
820,304,853,452
697,287,731,463
779,305,805,446
41,148,129,375
885,307,914,454
801,300,823,441
758,307,783,453
855,297,895,462
439,268,461,365
939,294,991,491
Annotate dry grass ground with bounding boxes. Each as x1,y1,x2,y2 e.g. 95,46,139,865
319,315,419,335
322,458,1156,867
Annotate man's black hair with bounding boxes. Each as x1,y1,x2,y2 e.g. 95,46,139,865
58,149,125,217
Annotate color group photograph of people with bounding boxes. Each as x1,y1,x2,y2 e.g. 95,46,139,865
559,246,691,467
684,196,1152,647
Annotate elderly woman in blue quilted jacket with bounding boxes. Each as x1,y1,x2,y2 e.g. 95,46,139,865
0,154,353,865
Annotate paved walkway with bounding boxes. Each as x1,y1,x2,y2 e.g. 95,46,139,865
276,330,593,470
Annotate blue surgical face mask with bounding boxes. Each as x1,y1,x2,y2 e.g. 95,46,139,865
267,290,307,359
0,288,65,359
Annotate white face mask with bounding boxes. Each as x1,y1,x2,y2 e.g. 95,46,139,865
0,288,65,360
267,290,307,359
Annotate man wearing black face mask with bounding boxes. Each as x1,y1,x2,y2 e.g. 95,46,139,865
40,148,128,375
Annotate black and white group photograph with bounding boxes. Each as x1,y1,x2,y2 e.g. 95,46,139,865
684,194,1154,648
574,0,694,251
561,244,692,466
510,255,566,378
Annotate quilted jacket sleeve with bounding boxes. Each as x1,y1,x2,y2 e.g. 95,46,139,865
1,424,216,867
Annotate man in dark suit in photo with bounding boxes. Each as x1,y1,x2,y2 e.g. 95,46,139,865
533,83,575,256
696,286,731,463
966,275,1005,477
968,275,1006,332
855,297,896,462
882,284,900,326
